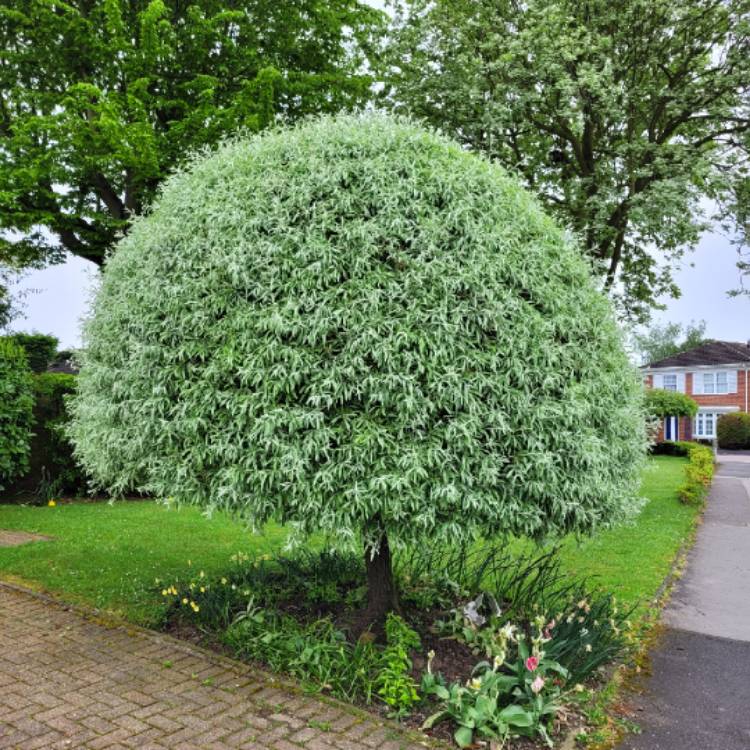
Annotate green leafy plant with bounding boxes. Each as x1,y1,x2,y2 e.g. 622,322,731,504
159,549,366,631
717,412,750,450
3,333,58,373
70,114,647,626
677,442,714,505
422,618,568,747
376,613,422,716
0,338,34,491
224,609,384,704
434,548,633,685
644,389,698,419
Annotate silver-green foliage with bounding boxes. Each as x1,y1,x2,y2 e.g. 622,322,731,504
69,115,646,545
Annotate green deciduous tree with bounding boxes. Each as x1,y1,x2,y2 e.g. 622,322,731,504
633,320,708,365
383,0,750,321
645,389,699,419
69,115,646,624
0,0,384,269
0,337,34,490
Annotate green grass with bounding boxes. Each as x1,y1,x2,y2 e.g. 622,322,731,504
512,455,697,608
0,456,695,625
0,500,291,625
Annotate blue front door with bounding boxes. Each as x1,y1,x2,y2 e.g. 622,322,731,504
664,416,679,441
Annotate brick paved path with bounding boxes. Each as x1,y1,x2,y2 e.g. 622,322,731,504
0,585,432,750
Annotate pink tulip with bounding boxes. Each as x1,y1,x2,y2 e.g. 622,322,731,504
531,676,545,694
525,656,539,672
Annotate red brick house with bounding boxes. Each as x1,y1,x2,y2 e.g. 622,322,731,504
642,340,750,442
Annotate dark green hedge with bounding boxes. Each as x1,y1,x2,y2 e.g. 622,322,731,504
717,413,750,450
0,338,34,491
2,373,88,503
4,333,59,373
650,440,714,504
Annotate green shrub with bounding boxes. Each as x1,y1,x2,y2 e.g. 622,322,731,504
677,442,714,505
5,333,58,373
717,412,750,450
70,114,647,618
31,373,88,498
0,338,34,490
644,388,698,418
2,372,88,502
650,441,689,456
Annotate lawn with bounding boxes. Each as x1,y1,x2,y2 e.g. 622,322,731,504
0,455,695,626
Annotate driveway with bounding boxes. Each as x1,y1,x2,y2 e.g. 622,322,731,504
0,584,429,750
617,455,750,750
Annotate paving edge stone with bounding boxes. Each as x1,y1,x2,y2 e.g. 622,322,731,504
0,579,450,749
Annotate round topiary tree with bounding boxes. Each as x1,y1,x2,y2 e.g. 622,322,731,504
69,115,646,623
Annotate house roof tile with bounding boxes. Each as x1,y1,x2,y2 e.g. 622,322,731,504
647,340,750,369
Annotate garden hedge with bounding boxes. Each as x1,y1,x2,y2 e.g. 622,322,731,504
70,115,647,614
717,412,750,450
0,338,34,491
652,441,714,504
2,373,88,502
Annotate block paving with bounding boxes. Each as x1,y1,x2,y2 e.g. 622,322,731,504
0,584,433,750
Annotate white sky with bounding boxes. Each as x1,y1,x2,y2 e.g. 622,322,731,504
7,223,748,350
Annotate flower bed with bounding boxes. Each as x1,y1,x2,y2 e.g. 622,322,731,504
158,545,635,747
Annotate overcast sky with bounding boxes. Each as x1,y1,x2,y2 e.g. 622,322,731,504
6,222,748,350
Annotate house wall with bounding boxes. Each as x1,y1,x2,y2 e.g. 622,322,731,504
645,369,749,442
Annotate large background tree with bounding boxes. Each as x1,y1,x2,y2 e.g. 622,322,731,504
0,0,384,269
69,115,646,624
383,0,750,321
633,319,708,365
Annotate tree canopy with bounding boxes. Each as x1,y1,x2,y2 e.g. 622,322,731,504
383,0,750,322
69,115,646,619
633,320,707,365
645,388,699,419
0,0,384,269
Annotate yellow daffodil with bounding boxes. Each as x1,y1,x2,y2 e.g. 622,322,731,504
48,499,57,507
182,597,188,605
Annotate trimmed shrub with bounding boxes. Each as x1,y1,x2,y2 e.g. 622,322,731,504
5,333,59,373
645,388,698,419
70,114,647,617
717,412,750,450
678,442,714,505
0,338,34,491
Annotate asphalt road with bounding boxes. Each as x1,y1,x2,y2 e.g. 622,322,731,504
618,455,750,750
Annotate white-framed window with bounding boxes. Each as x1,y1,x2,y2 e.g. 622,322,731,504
694,412,718,438
662,374,678,392
694,370,735,395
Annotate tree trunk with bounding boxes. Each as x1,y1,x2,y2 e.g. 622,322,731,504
362,522,399,630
